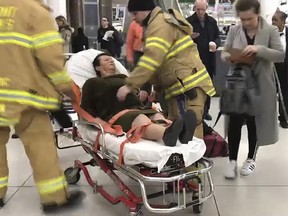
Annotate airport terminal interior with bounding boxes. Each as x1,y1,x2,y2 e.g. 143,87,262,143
1,0,288,215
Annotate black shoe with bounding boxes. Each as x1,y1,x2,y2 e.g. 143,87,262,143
280,121,288,129
204,113,212,121
163,118,184,147
11,134,19,139
179,110,197,144
42,190,85,214
0,198,4,208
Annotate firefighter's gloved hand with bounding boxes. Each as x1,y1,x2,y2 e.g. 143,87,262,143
62,90,76,103
117,85,132,101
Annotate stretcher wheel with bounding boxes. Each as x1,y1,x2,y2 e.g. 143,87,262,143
128,209,144,216
192,194,203,214
64,167,81,185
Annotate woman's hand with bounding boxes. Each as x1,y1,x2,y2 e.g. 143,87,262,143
117,85,132,101
241,45,258,57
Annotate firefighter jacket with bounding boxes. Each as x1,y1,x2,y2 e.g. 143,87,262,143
126,7,216,100
0,0,71,125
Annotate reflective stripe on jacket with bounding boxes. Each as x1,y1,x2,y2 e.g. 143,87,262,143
126,7,215,98
0,1,72,123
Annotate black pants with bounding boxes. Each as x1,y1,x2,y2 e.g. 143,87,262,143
204,73,214,116
275,62,288,122
228,114,258,161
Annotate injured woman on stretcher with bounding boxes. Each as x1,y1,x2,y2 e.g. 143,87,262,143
80,53,198,147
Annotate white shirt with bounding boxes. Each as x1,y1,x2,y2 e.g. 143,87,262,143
280,28,286,53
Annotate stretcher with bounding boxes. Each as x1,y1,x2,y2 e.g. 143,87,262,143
55,49,215,215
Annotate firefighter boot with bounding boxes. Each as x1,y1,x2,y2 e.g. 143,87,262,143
42,190,86,213
0,198,4,208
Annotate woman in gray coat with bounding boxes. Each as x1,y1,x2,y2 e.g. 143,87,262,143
221,0,285,179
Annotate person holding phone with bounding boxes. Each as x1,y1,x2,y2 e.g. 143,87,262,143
187,0,221,121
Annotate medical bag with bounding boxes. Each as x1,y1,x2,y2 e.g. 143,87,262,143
203,122,228,158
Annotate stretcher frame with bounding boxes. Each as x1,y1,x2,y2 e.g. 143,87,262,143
58,109,214,215
58,51,215,215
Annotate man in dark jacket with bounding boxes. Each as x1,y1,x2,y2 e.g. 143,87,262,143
272,10,288,128
187,0,220,120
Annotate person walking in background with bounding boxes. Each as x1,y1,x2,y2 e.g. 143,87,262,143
126,20,144,69
126,20,152,104
55,15,73,53
221,0,284,179
72,27,89,53
272,10,288,129
97,16,123,57
187,0,221,121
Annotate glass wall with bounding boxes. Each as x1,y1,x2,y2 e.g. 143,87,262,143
83,0,100,48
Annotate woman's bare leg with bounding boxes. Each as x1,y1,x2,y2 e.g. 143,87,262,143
131,114,184,147
131,114,165,140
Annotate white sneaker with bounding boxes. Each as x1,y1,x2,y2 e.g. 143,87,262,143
240,159,256,176
224,160,237,179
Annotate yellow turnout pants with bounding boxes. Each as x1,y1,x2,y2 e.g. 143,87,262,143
167,88,207,139
0,109,68,205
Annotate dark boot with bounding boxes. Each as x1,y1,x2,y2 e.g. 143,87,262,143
42,190,85,214
0,198,4,208
280,121,288,129
204,113,212,121
11,134,19,139
179,110,197,144
163,118,184,147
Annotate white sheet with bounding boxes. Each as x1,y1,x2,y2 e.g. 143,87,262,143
66,49,129,89
78,124,206,173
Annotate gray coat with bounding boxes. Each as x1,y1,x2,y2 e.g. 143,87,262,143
221,17,285,146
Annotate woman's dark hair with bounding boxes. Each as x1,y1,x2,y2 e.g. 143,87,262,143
235,0,261,15
101,16,111,27
77,27,84,35
92,53,112,77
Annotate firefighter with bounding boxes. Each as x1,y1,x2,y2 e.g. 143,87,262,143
117,0,216,139
0,0,84,212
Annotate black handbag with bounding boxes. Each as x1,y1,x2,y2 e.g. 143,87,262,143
220,65,260,116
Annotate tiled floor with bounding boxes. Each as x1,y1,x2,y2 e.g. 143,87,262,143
1,98,288,216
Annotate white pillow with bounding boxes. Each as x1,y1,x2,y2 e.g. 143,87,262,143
66,49,129,89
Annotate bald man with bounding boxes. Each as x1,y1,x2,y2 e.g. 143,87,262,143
187,0,220,121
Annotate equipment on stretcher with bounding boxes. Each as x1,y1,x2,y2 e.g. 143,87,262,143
53,49,215,215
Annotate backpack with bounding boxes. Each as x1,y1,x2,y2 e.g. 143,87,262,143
203,122,229,158
220,65,260,116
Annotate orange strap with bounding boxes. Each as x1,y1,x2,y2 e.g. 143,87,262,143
73,104,123,136
117,122,152,165
108,109,139,125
